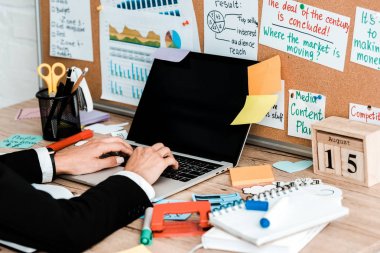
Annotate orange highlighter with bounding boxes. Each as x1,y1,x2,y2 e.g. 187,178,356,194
47,129,94,151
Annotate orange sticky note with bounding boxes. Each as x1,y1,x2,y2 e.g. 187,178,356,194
248,55,281,95
229,165,274,187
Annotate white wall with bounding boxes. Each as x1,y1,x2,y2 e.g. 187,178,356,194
0,0,38,108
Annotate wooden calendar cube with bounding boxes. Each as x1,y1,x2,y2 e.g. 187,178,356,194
311,116,380,187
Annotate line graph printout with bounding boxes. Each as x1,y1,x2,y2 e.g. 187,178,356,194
260,0,350,71
204,0,259,60
100,7,195,105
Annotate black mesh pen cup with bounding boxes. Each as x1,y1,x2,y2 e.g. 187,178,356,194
36,88,81,141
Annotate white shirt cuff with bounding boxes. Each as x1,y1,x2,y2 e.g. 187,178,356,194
113,171,155,200
34,148,54,183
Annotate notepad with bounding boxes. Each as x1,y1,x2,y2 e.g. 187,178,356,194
202,224,327,253
209,184,349,246
229,165,274,187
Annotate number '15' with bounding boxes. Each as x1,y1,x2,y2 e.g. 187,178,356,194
325,150,357,173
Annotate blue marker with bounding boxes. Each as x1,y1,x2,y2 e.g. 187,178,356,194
260,197,289,228
140,207,153,245
245,200,268,211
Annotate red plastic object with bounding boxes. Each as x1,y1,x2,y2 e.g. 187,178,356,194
151,201,211,238
47,129,93,151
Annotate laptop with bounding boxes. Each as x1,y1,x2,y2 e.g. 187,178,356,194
63,52,256,201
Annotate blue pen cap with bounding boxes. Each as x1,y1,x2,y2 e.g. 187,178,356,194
260,218,270,228
245,200,269,211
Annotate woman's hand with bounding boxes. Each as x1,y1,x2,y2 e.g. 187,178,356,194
55,137,133,175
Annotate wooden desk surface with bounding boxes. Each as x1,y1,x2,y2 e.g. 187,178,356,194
1,99,380,253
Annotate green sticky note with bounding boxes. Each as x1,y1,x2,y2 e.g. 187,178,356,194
0,134,43,149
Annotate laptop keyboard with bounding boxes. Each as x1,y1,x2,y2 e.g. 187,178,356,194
161,155,221,182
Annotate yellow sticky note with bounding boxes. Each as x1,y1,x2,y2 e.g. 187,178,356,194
231,95,278,125
118,245,151,253
248,55,281,95
229,165,274,187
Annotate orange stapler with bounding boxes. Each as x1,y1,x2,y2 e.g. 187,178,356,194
151,201,211,238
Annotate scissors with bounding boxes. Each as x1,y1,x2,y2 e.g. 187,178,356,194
37,62,66,97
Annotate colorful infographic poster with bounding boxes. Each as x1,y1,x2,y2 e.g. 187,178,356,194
101,0,200,52
99,7,195,106
204,0,259,60
288,89,326,140
260,0,350,71
351,7,380,71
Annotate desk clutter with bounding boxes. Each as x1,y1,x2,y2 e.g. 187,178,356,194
139,177,349,253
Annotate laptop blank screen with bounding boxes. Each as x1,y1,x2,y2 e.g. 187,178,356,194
127,52,255,166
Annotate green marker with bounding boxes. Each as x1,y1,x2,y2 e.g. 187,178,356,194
140,207,153,245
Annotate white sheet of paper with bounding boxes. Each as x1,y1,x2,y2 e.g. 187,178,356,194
152,48,190,62
100,0,200,52
49,0,93,61
85,122,129,135
349,103,380,126
99,7,195,106
288,89,326,140
350,7,380,71
259,0,350,71
204,0,258,60
257,81,285,130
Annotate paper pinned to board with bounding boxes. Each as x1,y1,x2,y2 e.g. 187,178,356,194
152,48,190,62
231,95,278,125
248,55,281,95
49,0,94,61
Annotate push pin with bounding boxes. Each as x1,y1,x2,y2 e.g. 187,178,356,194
182,20,190,26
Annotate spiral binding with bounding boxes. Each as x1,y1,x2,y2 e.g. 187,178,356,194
211,199,245,215
210,178,322,216
246,178,322,201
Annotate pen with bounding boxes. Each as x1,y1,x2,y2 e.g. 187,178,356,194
47,129,94,151
71,67,89,94
140,207,153,245
260,197,289,228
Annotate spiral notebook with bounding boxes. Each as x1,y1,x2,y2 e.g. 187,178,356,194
209,184,349,246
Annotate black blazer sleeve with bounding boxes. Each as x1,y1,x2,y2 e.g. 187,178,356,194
0,149,44,183
0,163,152,253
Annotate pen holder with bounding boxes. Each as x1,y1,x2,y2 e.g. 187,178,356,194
36,88,81,141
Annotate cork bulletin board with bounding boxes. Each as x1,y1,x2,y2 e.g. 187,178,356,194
39,0,380,151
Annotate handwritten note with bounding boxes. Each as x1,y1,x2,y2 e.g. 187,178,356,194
257,81,285,130
50,0,93,61
288,89,326,139
0,134,43,149
259,0,350,71
204,0,259,60
351,7,380,71
349,103,380,126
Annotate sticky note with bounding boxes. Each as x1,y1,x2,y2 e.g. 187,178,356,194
117,245,151,253
229,165,274,187
15,108,41,120
231,95,278,125
248,55,281,95
0,134,43,149
273,160,313,173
